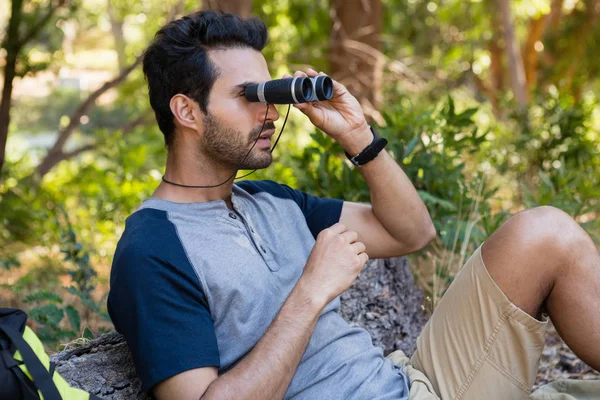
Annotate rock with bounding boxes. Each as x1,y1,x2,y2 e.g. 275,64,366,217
339,256,428,357
51,332,149,400
51,257,427,399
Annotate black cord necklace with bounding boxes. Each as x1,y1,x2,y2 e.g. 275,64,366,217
161,104,291,189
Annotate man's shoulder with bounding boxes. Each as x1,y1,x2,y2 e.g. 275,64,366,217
109,206,201,298
113,207,183,266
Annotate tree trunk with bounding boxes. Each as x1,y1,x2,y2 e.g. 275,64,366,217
523,0,565,91
203,0,252,18
548,0,565,29
0,0,24,177
330,0,383,124
1,0,65,177
107,0,127,72
523,16,548,91
498,0,528,110
0,52,18,178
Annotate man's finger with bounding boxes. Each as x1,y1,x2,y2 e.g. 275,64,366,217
352,241,366,254
307,68,319,77
359,252,369,265
342,230,359,244
328,222,348,234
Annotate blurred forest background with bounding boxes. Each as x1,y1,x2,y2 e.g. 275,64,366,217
1,0,599,351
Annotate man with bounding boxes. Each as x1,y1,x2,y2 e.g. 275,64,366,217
108,11,600,400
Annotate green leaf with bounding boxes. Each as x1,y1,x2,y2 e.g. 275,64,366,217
23,291,63,304
0,257,20,270
456,107,478,121
82,327,94,340
417,190,457,211
30,304,64,329
403,136,420,158
65,286,83,297
539,173,556,193
65,305,81,333
447,95,455,117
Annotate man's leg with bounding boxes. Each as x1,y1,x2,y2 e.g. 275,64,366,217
482,206,600,370
410,206,600,400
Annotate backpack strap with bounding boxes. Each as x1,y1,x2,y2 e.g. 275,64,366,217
12,361,46,400
0,323,62,400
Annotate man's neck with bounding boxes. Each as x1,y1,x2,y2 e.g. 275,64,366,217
152,148,236,209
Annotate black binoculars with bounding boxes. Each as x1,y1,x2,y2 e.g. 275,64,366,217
245,75,334,104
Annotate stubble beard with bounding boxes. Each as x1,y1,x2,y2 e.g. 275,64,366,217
201,112,274,170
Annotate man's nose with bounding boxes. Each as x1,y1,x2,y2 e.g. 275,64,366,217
264,104,280,122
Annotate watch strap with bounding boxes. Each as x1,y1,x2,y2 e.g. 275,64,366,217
345,126,388,167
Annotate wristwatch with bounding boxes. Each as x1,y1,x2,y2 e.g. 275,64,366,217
345,126,388,167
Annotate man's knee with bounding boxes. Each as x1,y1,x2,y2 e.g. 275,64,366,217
480,206,574,315
484,205,590,283
511,206,590,258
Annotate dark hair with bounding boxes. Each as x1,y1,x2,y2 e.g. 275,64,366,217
143,11,268,146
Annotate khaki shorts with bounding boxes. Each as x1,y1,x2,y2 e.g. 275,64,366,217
386,244,600,400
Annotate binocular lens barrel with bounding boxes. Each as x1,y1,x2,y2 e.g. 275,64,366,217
245,76,334,104
310,76,334,102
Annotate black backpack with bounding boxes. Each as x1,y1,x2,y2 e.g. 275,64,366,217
0,308,101,400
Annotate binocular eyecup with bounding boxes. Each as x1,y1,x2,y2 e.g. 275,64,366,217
245,75,334,105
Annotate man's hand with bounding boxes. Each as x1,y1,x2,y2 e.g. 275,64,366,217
282,69,371,153
300,222,368,307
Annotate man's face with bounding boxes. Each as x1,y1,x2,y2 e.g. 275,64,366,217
200,47,279,170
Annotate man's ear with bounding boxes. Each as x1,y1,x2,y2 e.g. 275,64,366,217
169,94,202,133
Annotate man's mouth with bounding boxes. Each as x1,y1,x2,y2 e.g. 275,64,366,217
258,129,275,139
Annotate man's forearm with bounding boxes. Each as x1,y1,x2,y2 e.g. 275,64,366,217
202,279,323,400
342,127,435,249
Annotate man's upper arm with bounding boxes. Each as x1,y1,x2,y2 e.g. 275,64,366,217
108,209,220,395
153,367,218,400
340,201,410,259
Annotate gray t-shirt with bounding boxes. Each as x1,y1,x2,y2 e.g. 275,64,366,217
108,180,409,399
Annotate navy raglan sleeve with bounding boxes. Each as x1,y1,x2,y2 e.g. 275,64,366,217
237,180,343,238
107,209,220,394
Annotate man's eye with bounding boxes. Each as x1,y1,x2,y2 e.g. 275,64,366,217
238,86,248,97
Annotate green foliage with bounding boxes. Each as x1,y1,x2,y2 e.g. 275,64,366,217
8,217,111,347
1,255,20,270
493,90,600,238
65,305,81,332
23,291,63,304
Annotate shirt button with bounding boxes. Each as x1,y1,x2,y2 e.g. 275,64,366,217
250,227,255,233
228,212,237,219
260,245,267,253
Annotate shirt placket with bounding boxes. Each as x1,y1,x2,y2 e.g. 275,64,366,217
229,200,279,271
